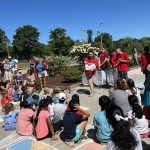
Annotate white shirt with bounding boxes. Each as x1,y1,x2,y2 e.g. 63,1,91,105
133,115,149,134
107,128,143,150
126,88,142,106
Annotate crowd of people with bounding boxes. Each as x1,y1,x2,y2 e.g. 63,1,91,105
84,46,150,97
0,46,150,149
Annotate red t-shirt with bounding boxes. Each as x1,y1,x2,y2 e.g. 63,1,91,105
116,52,129,71
84,57,98,75
1,97,11,106
110,54,117,67
98,51,108,68
140,53,150,72
43,60,49,70
66,105,82,115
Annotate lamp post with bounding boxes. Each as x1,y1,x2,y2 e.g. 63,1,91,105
100,22,103,47
111,35,113,48
81,28,86,44
5,38,10,58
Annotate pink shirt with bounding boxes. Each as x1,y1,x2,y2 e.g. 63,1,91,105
34,110,50,139
17,108,34,136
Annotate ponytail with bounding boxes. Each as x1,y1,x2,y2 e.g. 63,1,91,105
34,98,50,127
34,106,42,127
132,103,143,119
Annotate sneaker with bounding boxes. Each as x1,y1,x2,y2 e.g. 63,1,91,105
89,91,95,97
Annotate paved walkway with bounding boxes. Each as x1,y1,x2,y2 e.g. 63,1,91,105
0,68,150,150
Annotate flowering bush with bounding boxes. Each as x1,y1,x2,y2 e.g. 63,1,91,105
47,55,70,76
70,43,99,63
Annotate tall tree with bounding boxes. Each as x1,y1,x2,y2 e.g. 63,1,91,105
94,32,112,49
0,28,9,57
48,28,74,55
87,29,93,43
13,25,40,59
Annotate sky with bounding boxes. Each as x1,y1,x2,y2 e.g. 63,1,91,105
0,0,150,44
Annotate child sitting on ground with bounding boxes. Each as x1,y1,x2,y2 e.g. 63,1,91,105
16,70,23,85
17,99,34,136
19,86,29,109
13,86,20,102
23,70,35,87
63,100,90,147
1,90,11,112
128,95,149,138
51,88,60,104
47,96,55,121
126,79,142,106
43,87,51,97
32,94,41,111
34,97,58,141
93,95,113,143
106,104,142,150
2,103,18,131
6,83,14,101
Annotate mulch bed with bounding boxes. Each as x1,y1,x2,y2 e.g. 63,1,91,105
22,74,80,88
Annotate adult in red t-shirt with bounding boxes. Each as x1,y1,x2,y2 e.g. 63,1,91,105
140,46,150,79
115,48,129,79
98,47,108,70
109,49,117,68
84,51,98,96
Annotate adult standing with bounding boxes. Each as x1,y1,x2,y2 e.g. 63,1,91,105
140,46,150,80
98,47,108,71
98,47,108,84
84,51,98,96
34,57,47,88
132,48,139,66
3,59,12,81
115,48,129,79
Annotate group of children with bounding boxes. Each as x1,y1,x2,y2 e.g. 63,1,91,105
0,82,90,146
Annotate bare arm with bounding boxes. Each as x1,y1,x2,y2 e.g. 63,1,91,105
46,117,58,140
75,104,90,120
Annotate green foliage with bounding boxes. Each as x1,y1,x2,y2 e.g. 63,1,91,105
47,55,70,76
0,28,9,57
48,28,74,55
94,33,112,49
63,68,82,83
12,25,40,59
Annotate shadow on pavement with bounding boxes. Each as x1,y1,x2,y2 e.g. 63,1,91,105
77,89,90,95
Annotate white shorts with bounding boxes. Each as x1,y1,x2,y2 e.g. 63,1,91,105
38,70,48,78
4,70,12,80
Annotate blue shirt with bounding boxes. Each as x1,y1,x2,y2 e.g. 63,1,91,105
13,90,20,101
35,60,44,73
93,111,113,142
9,60,16,68
2,111,18,131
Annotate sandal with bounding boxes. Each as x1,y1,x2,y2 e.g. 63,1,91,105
65,140,74,147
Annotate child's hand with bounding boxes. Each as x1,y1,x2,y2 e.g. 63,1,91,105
74,104,80,110
51,135,58,140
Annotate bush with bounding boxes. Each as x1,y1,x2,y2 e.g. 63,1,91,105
63,68,82,83
47,56,70,76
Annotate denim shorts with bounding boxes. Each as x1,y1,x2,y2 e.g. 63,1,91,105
72,125,83,142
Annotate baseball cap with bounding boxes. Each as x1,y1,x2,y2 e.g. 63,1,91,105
58,93,66,101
